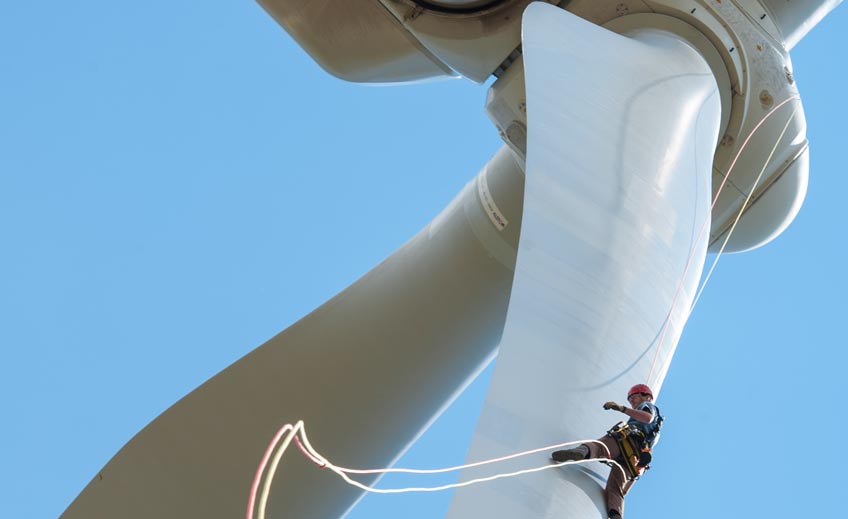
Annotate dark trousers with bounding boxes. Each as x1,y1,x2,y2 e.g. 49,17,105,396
586,436,636,518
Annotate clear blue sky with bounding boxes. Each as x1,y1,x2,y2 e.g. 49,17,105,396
1,3,845,519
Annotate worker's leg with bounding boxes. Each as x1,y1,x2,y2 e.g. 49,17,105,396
551,436,619,462
586,435,619,460
604,457,635,519
553,435,619,462
552,437,631,518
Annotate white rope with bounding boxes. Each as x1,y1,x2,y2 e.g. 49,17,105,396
257,422,302,519
248,420,627,519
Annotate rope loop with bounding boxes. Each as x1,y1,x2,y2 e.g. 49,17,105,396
247,420,627,519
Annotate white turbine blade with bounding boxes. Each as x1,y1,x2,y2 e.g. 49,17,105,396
447,4,720,519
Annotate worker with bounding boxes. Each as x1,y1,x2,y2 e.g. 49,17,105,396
550,384,663,519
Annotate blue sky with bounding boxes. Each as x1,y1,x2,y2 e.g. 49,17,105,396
1,3,845,519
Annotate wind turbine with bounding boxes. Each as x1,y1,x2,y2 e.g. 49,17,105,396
59,2,842,519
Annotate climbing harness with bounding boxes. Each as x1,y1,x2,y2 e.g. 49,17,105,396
605,402,664,481
605,422,652,480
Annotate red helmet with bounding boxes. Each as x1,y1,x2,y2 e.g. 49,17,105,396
628,384,653,399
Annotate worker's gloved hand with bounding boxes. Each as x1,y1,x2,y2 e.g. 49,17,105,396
603,401,627,413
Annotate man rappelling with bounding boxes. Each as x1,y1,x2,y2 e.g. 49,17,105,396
551,384,663,519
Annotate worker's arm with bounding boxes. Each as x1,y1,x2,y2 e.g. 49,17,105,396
603,401,655,423
622,406,654,423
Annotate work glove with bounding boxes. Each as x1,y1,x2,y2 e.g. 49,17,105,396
603,401,627,413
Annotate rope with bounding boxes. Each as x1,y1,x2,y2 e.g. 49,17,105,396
645,95,801,383
690,103,800,310
247,420,626,519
